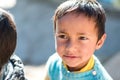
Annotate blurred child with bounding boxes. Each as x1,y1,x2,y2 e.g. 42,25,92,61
0,8,27,80
44,0,113,80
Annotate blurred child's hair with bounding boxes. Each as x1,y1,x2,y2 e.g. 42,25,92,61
53,0,106,40
0,8,17,71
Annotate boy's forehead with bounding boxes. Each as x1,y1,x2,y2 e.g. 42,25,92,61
57,12,95,24
56,13,97,30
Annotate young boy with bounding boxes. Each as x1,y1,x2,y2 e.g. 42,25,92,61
0,8,27,80
44,0,113,80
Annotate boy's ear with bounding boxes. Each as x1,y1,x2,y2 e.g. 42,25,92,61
96,33,107,50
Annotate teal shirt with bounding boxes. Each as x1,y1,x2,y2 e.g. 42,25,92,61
46,53,113,80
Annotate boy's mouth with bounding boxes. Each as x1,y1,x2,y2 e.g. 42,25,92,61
63,55,79,59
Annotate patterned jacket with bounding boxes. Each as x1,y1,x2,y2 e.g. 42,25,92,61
0,55,27,80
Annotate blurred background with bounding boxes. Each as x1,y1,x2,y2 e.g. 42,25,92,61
0,0,120,80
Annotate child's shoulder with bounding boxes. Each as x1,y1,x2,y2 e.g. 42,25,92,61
46,53,62,70
2,54,27,80
93,55,113,80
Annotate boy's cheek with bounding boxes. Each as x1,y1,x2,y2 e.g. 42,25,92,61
56,47,63,56
56,40,66,47
56,43,65,53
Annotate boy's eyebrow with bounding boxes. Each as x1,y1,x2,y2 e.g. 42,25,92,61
77,32,91,36
56,31,91,35
77,33,86,35
56,32,67,35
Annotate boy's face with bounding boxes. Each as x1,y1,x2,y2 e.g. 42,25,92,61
55,13,106,71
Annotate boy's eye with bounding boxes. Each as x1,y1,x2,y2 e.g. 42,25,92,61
79,36,88,40
58,35,68,39
56,34,68,40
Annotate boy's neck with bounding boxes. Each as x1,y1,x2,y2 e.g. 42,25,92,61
63,56,94,72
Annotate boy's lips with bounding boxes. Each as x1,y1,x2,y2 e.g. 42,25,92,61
63,55,79,59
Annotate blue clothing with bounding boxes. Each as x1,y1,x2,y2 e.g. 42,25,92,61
46,53,113,80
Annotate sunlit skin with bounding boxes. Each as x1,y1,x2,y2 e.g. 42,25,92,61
55,13,106,71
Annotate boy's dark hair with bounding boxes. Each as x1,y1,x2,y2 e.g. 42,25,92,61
0,9,17,71
53,0,106,40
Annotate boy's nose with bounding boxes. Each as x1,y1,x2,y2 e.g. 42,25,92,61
66,41,78,53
